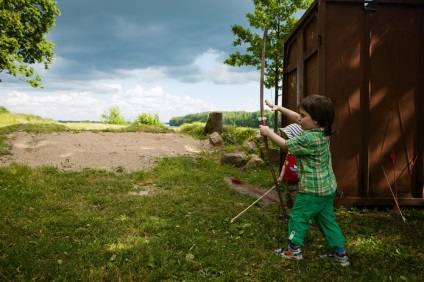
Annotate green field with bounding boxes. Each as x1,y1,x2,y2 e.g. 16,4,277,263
0,113,423,281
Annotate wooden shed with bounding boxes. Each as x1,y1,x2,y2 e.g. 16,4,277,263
281,0,424,206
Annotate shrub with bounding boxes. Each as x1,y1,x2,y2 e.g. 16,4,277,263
178,122,206,139
0,106,10,114
100,106,127,125
132,113,160,126
222,126,258,145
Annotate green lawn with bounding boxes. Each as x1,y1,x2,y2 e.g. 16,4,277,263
1,156,423,281
0,120,423,281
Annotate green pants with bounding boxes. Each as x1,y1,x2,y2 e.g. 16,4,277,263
288,192,345,248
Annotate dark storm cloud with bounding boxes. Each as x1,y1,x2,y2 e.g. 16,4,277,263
51,0,253,79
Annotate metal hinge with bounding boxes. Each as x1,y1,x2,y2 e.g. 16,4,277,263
364,0,378,11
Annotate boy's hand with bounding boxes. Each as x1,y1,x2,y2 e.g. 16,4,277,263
259,125,272,137
265,100,277,111
277,176,283,185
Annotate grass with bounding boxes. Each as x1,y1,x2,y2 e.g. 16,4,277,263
0,116,423,281
0,113,58,127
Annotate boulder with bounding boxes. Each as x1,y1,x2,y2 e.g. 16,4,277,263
221,152,247,167
241,154,264,171
209,132,224,147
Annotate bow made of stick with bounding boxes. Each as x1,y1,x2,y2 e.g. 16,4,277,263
259,28,286,215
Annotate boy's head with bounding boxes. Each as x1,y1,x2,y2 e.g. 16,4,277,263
300,95,335,136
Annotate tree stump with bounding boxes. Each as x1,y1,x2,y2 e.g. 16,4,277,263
203,112,223,135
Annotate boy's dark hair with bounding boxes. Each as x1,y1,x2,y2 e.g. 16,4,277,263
300,95,335,136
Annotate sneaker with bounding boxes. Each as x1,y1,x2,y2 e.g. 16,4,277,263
274,245,303,260
320,252,350,266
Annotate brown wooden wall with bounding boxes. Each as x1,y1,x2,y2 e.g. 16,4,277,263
282,0,424,206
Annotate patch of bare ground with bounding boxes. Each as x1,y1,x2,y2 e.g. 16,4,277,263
0,131,210,172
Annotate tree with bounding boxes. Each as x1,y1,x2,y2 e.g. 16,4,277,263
0,0,61,88
132,113,161,126
100,106,127,125
224,0,311,129
0,105,10,113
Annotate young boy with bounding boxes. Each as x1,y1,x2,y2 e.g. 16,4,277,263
278,152,298,209
261,95,350,266
278,124,303,210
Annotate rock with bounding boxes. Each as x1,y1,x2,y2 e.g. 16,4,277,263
209,132,224,147
221,152,247,167
241,154,264,171
242,140,257,153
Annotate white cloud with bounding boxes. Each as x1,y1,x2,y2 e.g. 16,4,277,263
112,49,258,86
192,49,258,84
103,84,122,92
106,84,216,122
2,77,222,122
2,91,103,120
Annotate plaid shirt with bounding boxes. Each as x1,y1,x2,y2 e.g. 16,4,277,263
285,128,337,196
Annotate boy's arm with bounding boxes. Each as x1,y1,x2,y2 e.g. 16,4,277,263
265,100,300,123
260,125,287,149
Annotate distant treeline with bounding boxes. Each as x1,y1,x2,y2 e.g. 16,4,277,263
169,111,279,128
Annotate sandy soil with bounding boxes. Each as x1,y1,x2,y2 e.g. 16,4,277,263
0,131,210,172
0,131,279,206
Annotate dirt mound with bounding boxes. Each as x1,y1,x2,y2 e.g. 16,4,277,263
0,131,210,172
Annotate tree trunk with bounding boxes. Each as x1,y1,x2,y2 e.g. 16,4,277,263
203,112,223,135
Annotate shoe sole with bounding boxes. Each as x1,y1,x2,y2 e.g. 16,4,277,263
320,254,349,266
275,251,303,260
340,261,350,267
281,254,303,260
275,248,303,260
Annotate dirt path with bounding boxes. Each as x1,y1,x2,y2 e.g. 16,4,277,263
0,131,210,172
0,131,279,206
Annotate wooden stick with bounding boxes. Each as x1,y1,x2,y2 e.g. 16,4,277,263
381,165,406,223
230,185,276,223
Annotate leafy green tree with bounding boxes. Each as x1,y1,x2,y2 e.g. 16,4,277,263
0,0,61,87
132,113,160,126
224,0,311,128
100,106,127,125
169,113,209,126
169,111,276,128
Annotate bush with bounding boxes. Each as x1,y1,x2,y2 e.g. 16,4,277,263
178,122,207,139
0,106,10,114
178,122,259,145
100,106,127,125
132,113,160,126
222,126,258,145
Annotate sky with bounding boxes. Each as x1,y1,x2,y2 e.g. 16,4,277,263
1,0,304,123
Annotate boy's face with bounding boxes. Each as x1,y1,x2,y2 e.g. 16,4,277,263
298,108,319,130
